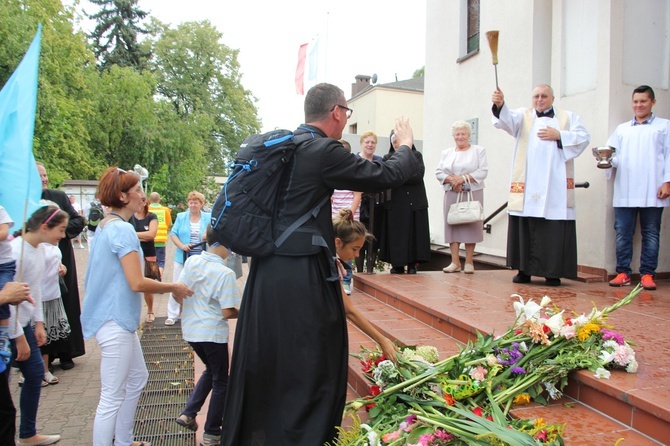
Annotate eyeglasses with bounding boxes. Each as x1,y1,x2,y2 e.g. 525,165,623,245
331,104,353,119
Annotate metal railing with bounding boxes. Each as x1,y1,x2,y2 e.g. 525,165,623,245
483,181,590,234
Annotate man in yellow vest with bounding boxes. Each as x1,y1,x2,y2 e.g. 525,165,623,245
148,192,173,275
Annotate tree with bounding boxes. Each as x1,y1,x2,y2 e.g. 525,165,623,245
86,0,151,71
151,20,261,173
413,66,425,78
0,0,105,185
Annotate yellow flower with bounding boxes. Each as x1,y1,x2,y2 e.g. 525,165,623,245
533,418,546,428
514,393,531,405
578,323,601,342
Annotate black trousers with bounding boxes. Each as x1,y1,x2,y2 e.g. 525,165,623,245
0,369,16,446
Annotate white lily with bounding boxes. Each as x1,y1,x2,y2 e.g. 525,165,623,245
594,367,611,379
513,296,543,323
540,295,552,307
599,350,615,364
544,311,565,337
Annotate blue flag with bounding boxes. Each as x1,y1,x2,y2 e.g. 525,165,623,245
0,24,43,226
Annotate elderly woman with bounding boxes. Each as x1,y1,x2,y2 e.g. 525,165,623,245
165,191,211,325
435,121,488,274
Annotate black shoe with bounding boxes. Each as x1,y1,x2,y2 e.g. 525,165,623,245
60,359,75,370
407,264,417,274
545,278,561,287
390,266,405,274
512,271,531,283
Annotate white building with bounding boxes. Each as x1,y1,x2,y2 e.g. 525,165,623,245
424,0,670,279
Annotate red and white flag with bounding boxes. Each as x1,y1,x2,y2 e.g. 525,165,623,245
295,43,308,95
295,38,320,95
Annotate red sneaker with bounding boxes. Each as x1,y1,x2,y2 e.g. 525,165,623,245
640,274,656,290
609,272,631,287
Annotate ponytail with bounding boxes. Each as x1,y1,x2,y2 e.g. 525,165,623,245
333,209,371,245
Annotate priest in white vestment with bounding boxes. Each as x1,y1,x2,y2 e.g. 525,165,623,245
605,85,670,291
492,85,590,286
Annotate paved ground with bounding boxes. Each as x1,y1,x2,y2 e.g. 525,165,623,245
9,242,247,445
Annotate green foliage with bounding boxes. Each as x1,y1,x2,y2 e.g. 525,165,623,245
151,20,261,172
413,66,425,78
0,0,104,186
86,0,151,71
2,0,260,206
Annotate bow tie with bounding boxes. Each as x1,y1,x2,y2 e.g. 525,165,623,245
536,109,555,118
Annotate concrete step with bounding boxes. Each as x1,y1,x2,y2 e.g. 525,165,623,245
346,271,669,445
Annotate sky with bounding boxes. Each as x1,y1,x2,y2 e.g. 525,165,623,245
75,0,427,132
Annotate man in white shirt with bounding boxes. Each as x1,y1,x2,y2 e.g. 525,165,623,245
606,85,670,290
492,85,590,286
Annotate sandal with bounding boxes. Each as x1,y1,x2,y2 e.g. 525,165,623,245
175,414,198,431
131,442,151,446
44,371,59,385
146,313,155,323
201,434,221,446
18,373,49,387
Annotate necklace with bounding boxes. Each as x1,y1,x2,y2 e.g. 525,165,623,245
109,212,126,221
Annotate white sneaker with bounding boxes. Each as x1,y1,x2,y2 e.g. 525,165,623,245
342,283,352,295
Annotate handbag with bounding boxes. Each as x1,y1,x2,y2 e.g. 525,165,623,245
446,176,484,225
144,258,162,281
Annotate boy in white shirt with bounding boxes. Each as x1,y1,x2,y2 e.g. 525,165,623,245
606,85,670,290
173,225,240,446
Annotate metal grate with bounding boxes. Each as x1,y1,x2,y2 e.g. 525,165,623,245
134,319,195,445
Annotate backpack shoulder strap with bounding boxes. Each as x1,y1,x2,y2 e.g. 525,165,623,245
274,194,330,249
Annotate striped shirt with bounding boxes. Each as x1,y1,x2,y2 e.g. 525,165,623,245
178,251,241,343
331,189,360,220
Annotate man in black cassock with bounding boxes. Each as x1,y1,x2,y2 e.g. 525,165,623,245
37,163,86,369
220,83,420,445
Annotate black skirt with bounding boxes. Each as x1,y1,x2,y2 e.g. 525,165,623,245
506,215,578,279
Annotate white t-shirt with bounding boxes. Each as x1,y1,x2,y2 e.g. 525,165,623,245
9,237,45,338
0,206,15,264
70,200,82,215
41,243,62,302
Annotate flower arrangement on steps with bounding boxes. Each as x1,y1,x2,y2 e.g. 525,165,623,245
332,286,643,446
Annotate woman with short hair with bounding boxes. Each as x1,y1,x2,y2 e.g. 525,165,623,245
435,121,489,274
166,191,211,325
81,167,192,446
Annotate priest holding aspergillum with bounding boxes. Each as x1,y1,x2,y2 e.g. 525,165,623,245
492,85,590,287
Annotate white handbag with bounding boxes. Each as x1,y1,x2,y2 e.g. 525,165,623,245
446,176,484,225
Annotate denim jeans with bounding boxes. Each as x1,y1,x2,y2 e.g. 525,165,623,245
342,260,353,286
614,207,664,276
10,324,43,439
182,342,230,436
93,321,148,446
0,261,16,320
155,246,166,269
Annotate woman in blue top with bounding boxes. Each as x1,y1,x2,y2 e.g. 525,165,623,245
165,191,210,325
81,167,192,446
